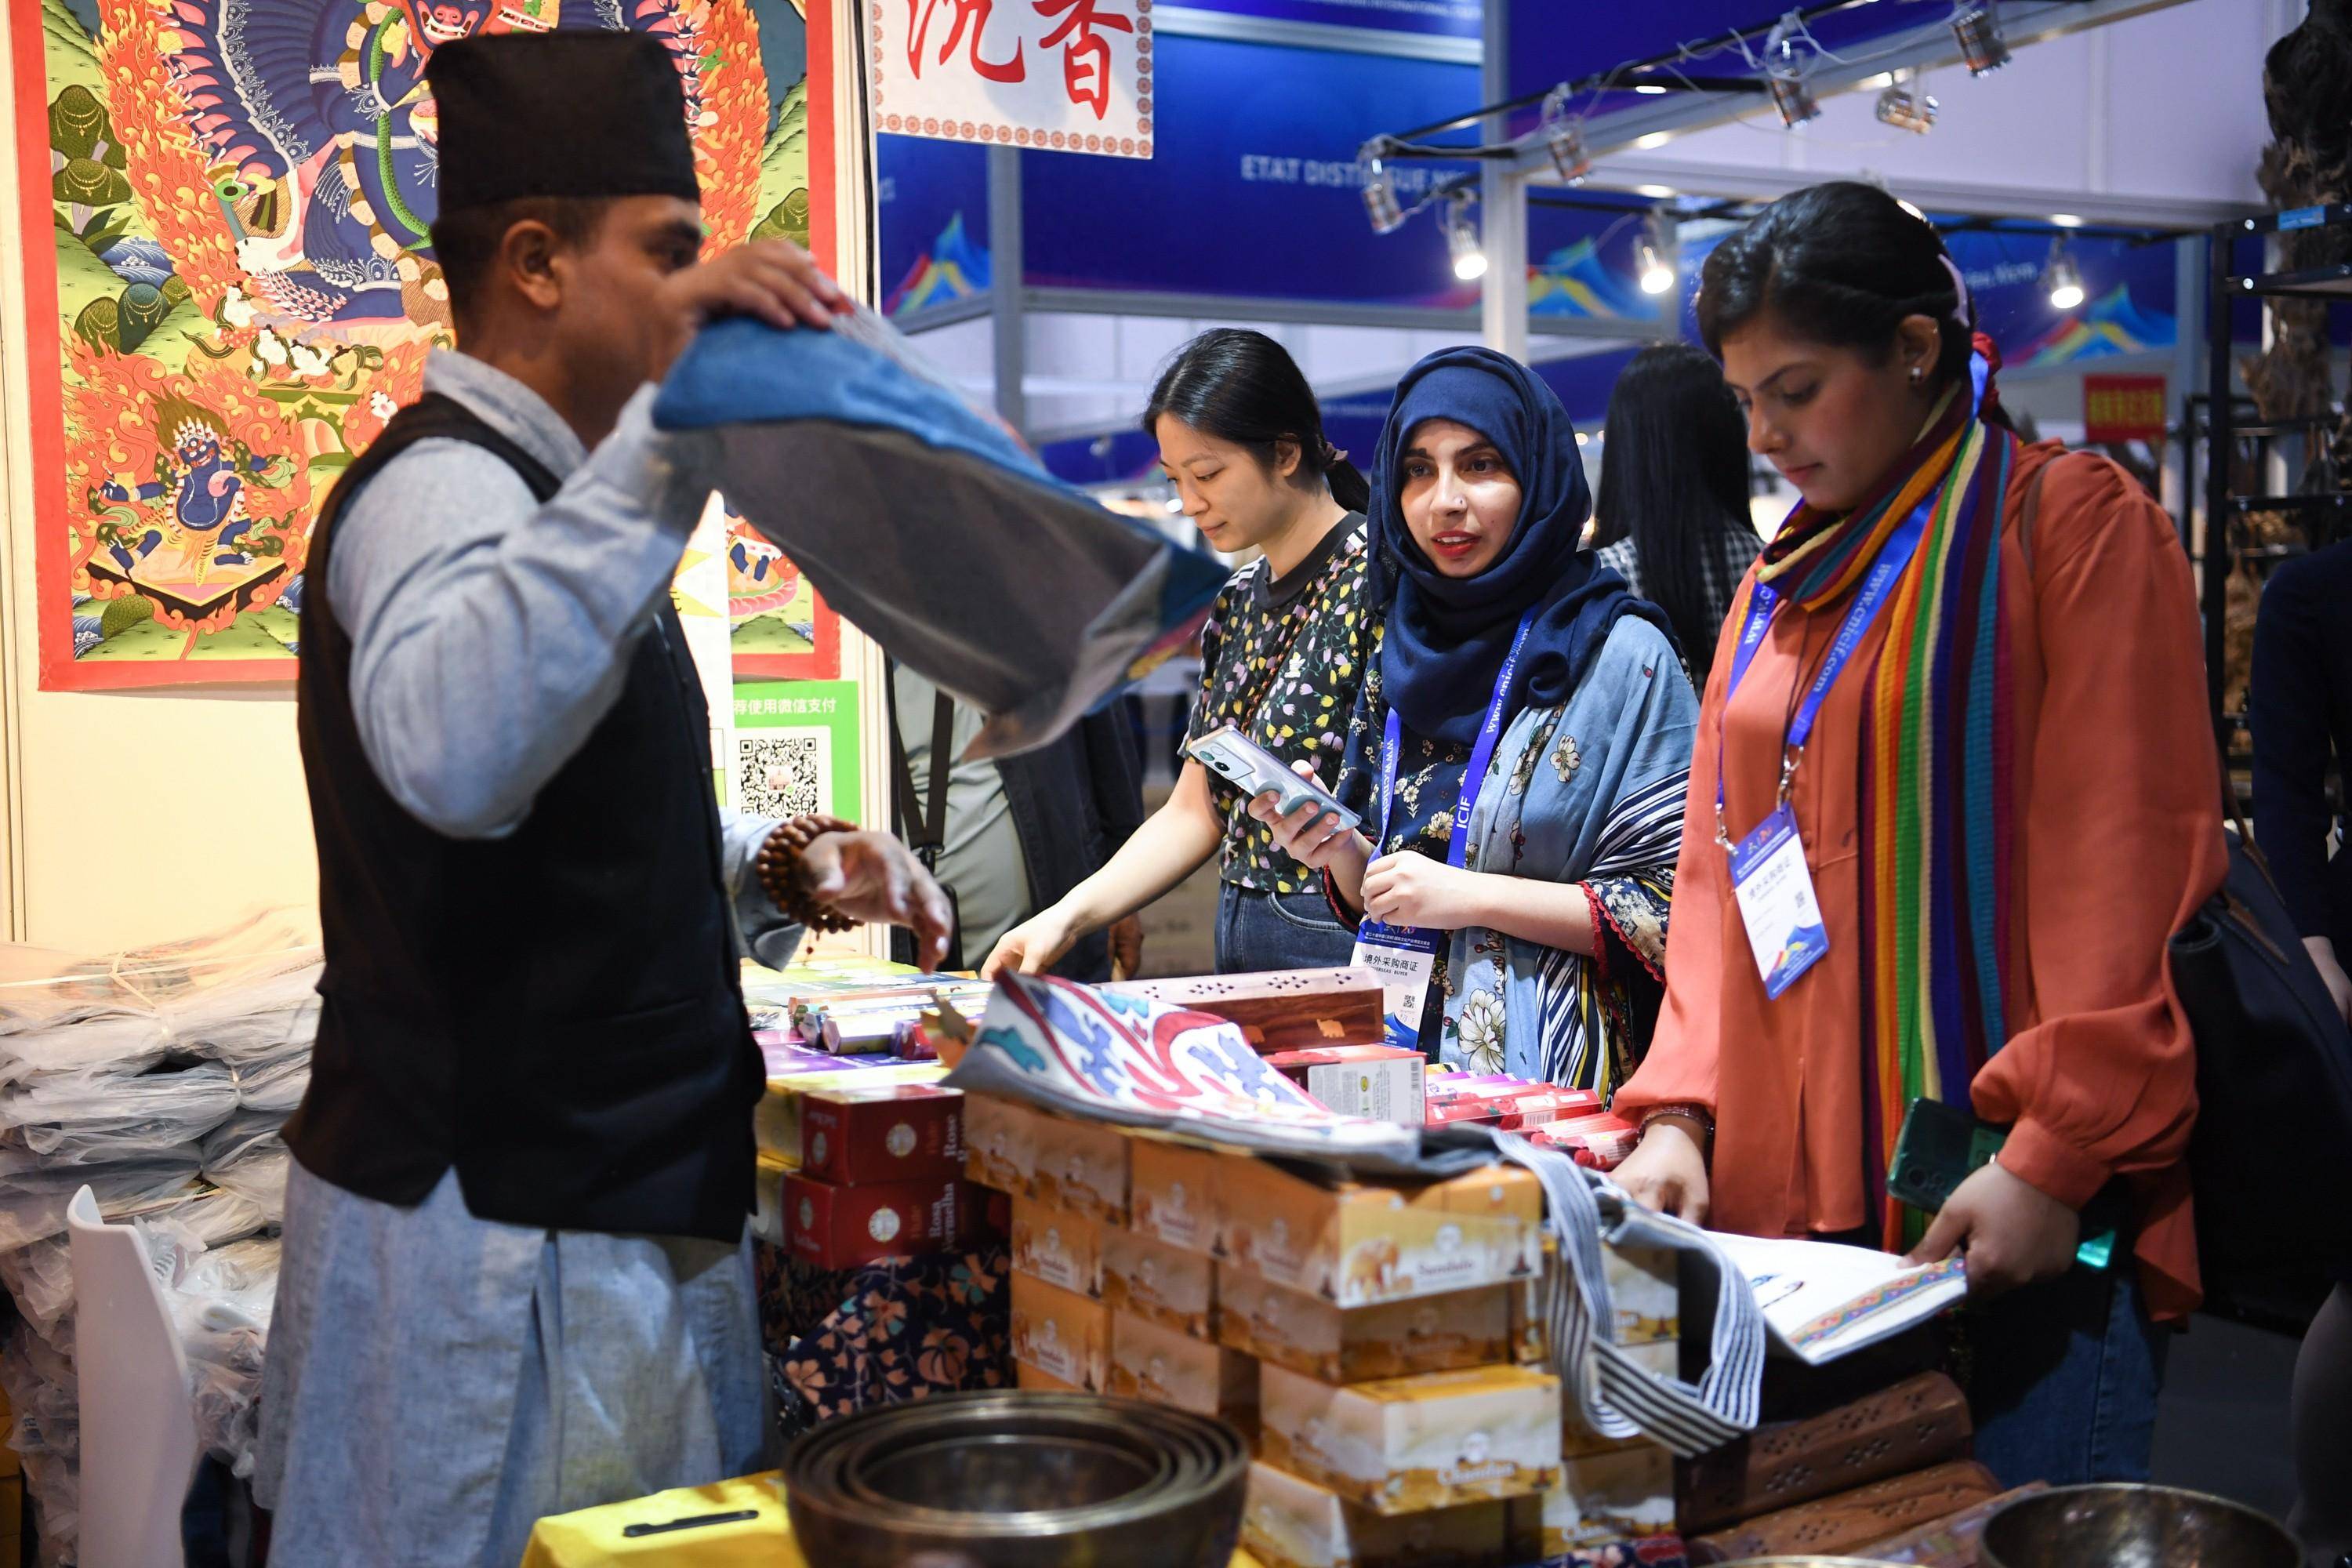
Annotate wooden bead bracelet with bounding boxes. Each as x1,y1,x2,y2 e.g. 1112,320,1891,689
755,813,859,935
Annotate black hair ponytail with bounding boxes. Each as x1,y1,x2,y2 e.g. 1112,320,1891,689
1144,328,1366,513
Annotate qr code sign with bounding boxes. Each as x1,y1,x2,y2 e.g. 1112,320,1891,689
737,731,829,818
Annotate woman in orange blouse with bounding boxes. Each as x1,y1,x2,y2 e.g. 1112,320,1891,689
1612,183,2224,1488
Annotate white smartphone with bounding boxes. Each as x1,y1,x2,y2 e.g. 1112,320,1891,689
1185,724,1361,835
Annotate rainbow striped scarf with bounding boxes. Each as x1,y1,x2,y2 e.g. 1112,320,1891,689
1755,387,2019,1248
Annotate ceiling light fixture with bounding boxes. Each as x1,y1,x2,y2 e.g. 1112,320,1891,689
1764,18,1820,127
2042,236,2085,312
1360,149,1404,234
1446,193,1487,282
1951,3,2011,75
1637,209,1679,296
1541,90,1592,185
1875,81,1937,134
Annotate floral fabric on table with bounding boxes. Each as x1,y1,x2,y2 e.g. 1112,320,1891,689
755,1240,1011,1439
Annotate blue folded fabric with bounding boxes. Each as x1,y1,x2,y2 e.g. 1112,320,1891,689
656,317,1041,485
655,314,1225,755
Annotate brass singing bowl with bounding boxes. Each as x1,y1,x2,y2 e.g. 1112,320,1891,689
783,1392,1249,1568
1978,1484,2302,1568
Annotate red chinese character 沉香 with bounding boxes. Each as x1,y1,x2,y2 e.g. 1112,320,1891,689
1035,0,1132,117
909,0,1026,83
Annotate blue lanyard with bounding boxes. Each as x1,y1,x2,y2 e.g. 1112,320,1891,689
1376,608,1538,873
1715,487,1936,841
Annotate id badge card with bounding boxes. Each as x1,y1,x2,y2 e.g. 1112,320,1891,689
1727,804,1830,999
1352,920,1440,1052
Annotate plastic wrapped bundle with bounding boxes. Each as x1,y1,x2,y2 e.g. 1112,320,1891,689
223,1048,310,1116
161,1236,279,1477
126,1178,271,1252
162,960,321,1067
655,310,1227,759
0,1235,75,1338
0,912,320,1088
200,1117,290,1220
0,1014,172,1089
0,1061,239,1166
1,1322,79,1568
0,907,318,1040
0,1149,201,1252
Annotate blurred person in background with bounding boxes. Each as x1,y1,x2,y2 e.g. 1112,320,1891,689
1588,341,1762,687
2247,535,2352,1563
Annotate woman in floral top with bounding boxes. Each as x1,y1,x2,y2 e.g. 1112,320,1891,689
985,329,1378,976
1257,347,1697,1095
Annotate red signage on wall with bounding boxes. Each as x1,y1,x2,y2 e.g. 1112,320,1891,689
2082,374,2169,444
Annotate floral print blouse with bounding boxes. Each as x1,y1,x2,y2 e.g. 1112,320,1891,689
1185,515,1374,894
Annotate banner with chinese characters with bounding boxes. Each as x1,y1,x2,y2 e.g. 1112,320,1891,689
2082,373,2169,445
10,0,816,689
872,0,1152,159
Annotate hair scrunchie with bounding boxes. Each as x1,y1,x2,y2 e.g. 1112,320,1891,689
1971,330,2005,420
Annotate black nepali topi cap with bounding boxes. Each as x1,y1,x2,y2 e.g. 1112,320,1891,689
428,31,702,215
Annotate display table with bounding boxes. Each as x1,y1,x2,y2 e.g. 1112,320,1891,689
519,1471,1267,1568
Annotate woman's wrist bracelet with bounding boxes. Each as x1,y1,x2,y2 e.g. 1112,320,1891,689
1639,1103,1715,1147
755,815,860,935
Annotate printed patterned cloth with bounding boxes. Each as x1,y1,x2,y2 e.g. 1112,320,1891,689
1186,517,1376,894
947,973,1424,1169
1333,617,1695,1094
755,1240,1011,1441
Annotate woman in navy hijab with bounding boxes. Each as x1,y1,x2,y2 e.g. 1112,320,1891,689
1257,347,1699,1094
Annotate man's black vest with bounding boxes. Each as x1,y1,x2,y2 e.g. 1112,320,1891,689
287,393,761,1242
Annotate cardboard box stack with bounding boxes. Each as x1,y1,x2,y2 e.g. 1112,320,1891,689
754,1050,995,1269
959,1087,1619,1568
1503,1236,1686,1565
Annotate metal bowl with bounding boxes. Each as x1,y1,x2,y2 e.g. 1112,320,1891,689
1979,1484,2302,1568
783,1392,1249,1568
1718,1559,1898,1566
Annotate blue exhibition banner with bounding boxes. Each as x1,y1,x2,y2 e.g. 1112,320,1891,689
1036,343,1637,486
877,135,993,319
1526,199,1667,328
1945,230,2178,367
1172,0,1480,41
1020,34,1481,306
1672,223,2180,366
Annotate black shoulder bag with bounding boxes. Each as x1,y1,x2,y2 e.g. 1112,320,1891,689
887,665,965,973
2170,768,2352,1317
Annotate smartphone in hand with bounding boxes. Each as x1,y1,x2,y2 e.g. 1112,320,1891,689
1186,725,1360,835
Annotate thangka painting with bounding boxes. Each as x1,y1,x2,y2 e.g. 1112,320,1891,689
719,496,839,678
12,0,823,688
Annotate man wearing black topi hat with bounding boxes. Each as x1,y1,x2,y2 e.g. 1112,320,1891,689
255,31,952,1563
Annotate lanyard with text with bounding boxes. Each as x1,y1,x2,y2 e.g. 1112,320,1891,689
1352,608,1537,1052
1717,490,1933,999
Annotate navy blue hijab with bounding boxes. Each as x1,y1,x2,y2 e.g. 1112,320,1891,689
1370,347,1664,746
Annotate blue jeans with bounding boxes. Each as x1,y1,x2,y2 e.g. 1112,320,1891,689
1214,883,1356,974
1962,1255,2169,1488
